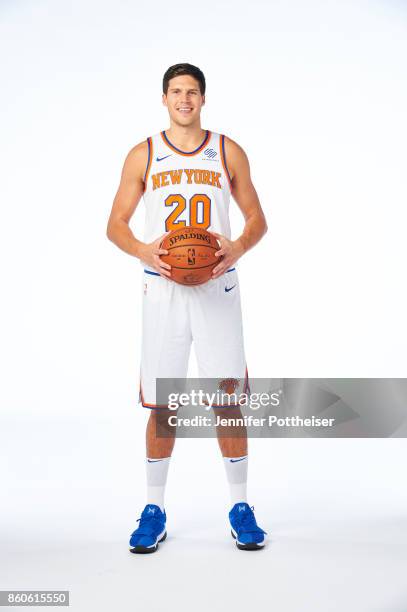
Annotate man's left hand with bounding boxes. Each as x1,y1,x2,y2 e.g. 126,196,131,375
211,232,245,279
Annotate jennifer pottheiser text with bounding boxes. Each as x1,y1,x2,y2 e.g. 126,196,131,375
167,415,336,428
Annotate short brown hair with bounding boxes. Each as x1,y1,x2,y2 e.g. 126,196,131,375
163,63,206,95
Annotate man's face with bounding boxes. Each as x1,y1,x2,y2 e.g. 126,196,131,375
162,75,205,127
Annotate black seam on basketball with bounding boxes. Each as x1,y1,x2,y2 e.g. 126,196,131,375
168,263,218,270
165,244,218,251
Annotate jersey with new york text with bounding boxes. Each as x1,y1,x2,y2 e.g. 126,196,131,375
142,130,233,251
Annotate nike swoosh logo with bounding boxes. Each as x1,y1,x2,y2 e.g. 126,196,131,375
225,285,236,293
147,459,163,463
230,457,247,463
156,154,172,162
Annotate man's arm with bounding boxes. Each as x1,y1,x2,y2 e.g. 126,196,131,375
211,136,268,278
106,141,171,277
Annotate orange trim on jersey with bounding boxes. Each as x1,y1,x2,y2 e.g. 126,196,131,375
243,366,250,394
219,134,232,191
143,137,153,192
160,130,211,156
139,382,172,409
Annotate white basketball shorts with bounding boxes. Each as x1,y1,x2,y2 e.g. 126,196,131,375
138,267,248,409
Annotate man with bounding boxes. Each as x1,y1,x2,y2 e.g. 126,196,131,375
107,63,268,553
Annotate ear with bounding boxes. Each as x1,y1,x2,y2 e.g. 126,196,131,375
202,94,206,106
162,93,167,107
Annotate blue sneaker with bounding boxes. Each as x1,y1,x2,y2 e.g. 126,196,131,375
129,504,167,554
229,503,267,550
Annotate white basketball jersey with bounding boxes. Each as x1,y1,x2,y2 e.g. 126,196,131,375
142,130,232,249
137,130,248,408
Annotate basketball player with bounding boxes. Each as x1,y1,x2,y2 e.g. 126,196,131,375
107,63,268,552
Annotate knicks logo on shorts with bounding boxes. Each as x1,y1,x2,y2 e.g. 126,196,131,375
219,378,240,395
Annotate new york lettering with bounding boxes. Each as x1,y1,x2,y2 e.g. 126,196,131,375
151,169,222,190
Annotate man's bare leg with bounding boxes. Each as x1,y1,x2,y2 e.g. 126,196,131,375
146,410,177,458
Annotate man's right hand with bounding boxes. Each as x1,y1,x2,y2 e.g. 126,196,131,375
139,233,172,279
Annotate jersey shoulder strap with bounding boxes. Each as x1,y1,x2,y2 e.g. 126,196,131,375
143,136,153,188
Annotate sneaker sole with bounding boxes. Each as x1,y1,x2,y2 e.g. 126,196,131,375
231,529,265,551
129,530,167,554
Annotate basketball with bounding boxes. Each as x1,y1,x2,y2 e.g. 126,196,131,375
160,226,222,286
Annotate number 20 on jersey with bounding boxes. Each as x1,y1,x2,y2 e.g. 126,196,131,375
165,193,211,231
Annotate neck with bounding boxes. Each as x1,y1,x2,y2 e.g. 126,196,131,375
165,122,206,149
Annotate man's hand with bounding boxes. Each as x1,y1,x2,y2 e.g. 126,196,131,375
138,233,172,279
211,232,245,279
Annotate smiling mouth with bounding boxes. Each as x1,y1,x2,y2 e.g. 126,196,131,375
177,107,193,114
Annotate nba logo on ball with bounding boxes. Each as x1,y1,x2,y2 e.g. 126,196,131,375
188,248,195,265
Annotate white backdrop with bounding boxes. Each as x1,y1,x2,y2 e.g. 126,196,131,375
1,1,407,611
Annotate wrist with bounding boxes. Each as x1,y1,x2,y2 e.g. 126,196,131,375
134,241,147,260
234,237,247,258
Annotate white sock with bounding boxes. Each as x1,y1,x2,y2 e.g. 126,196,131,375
223,455,248,505
146,457,171,512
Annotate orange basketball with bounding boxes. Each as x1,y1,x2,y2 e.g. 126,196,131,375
160,226,222,286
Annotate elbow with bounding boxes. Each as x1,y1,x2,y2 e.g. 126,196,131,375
262,215,268,237
106,219,115,243
106,212,120,242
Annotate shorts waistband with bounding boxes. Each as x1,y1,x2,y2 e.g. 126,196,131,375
144,267,236,276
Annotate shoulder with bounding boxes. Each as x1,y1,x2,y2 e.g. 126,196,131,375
126,139,150,163
222,135,250,179
122,139,150,180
